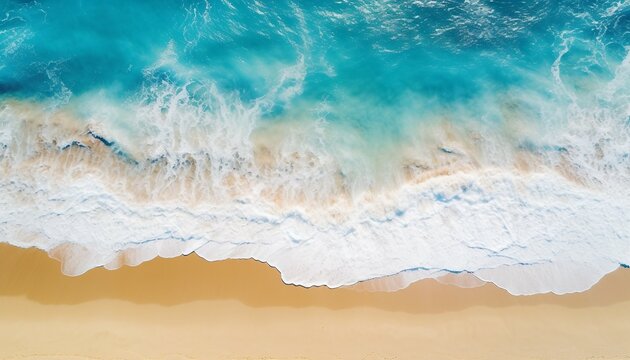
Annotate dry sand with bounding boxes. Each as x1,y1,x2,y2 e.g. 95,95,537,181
1,243,629,360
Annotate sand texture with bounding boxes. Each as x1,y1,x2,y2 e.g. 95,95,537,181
1,243,629,360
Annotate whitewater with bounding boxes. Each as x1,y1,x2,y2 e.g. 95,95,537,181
0,0,628,295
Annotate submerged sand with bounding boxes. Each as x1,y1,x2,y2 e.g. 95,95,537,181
0,243,629,360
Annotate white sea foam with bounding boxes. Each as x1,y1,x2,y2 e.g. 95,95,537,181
0,48,628,295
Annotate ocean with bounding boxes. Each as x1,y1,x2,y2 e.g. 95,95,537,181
0,0,628,295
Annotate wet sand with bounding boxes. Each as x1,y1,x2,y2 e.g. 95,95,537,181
1,243,629,360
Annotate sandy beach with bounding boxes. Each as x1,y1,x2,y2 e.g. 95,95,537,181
1,243,629,360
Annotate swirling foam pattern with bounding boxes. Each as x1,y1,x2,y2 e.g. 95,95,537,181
0,0,628,294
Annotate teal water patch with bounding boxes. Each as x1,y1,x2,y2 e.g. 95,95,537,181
0,0,627,137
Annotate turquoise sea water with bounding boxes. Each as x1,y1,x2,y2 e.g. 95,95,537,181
0,0,628,294
3,1,625,127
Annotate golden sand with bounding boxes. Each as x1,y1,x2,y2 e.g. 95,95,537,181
1,243,629,360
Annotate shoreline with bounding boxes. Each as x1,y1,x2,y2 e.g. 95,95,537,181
1,243,630,359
